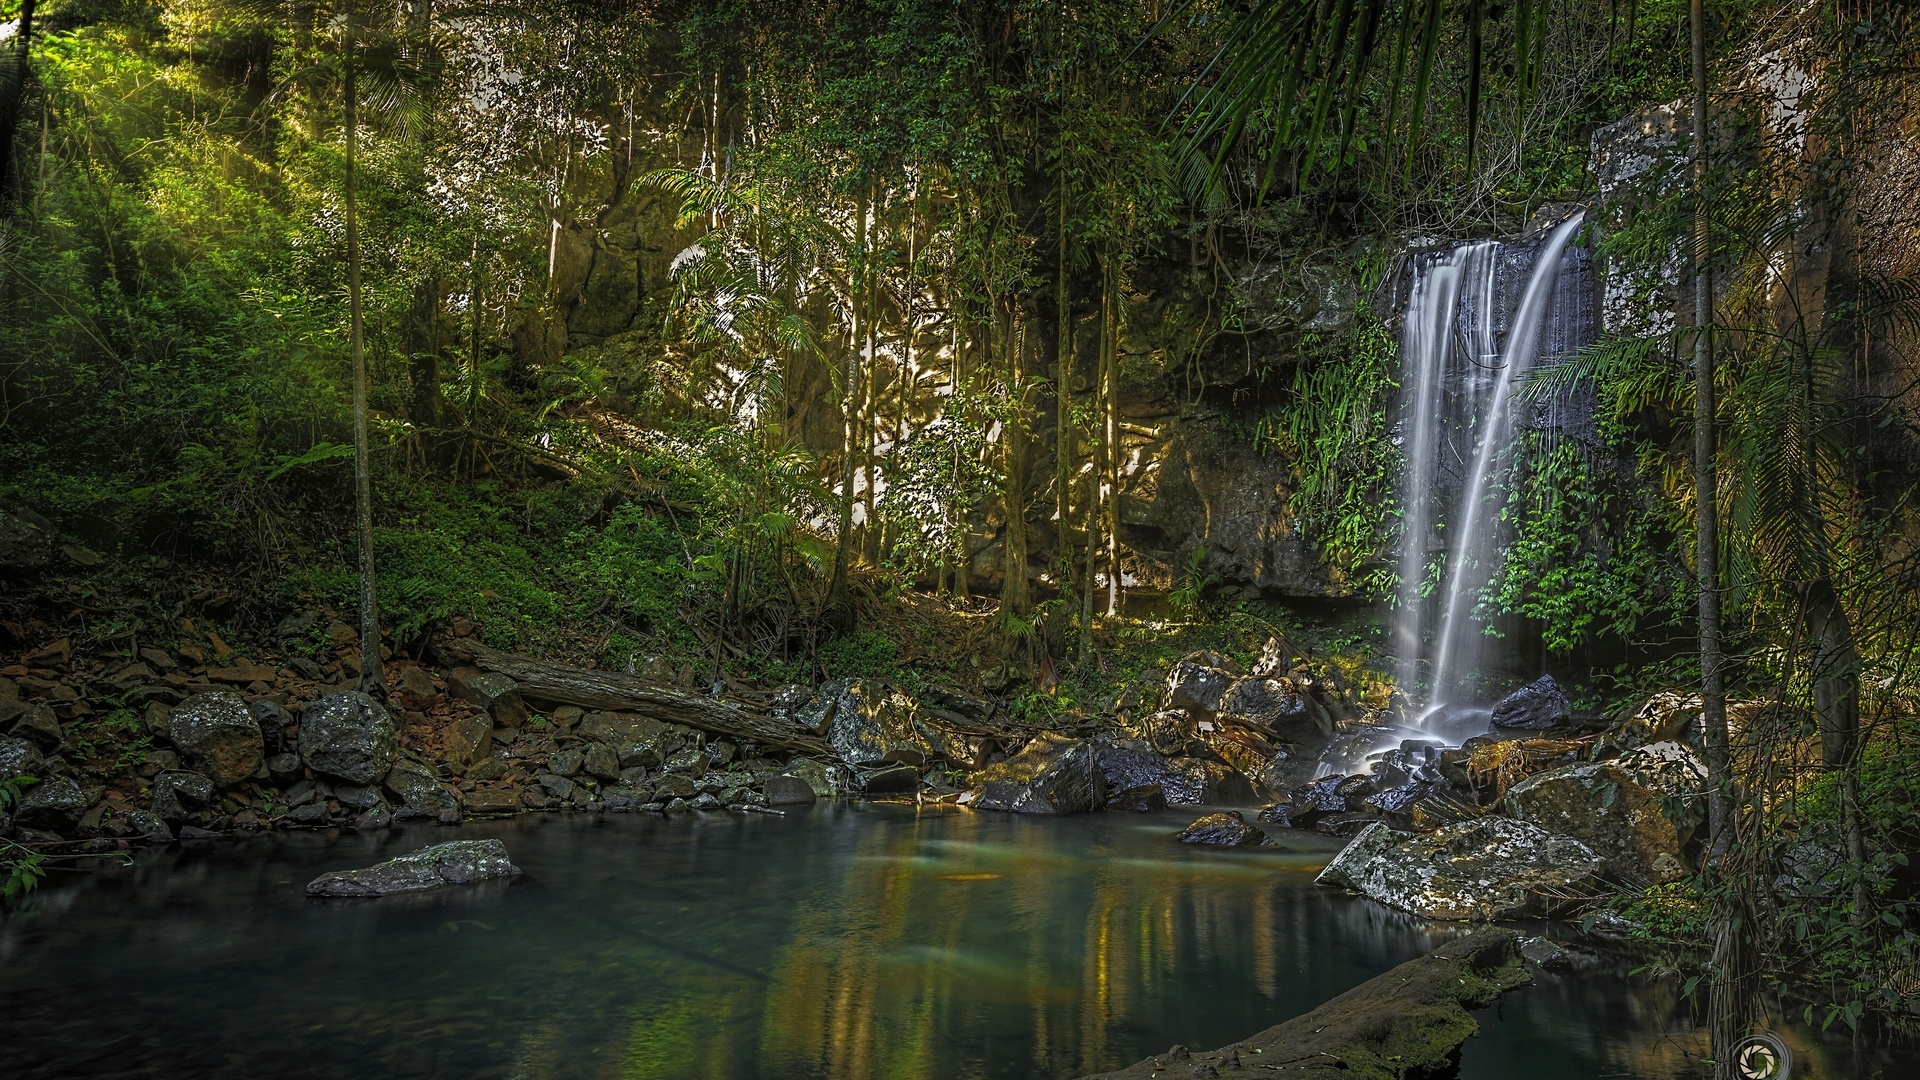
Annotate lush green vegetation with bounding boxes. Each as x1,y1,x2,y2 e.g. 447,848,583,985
1,0,1917,1061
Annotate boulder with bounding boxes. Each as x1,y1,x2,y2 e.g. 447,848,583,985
1177,810,1272,846
781,758,836,798
332,784,386,812
662,748,707,776
1092,738,1253,805
0,734,45,782
579,713,678,768
854,763,919,794
652,773,697,799
248,699,295,756
446,714,493,766
1600,691,1702,753
1106,784,1167,812
0,509,53,574
548,748,584,777
764,773,817,806
582,742,620,781
385,758,459,813
168,692,266,787
462,788,520,814
446,669,530,729
15,774,90,828
821,680,932,768
1163,654,1238,714
1491,675,1571,730
1315,818,1604,920
5,702,62,748
970,735,1105,814
150,770,216,823
1502,740,1706,883
300,692,399,784
395,666,437,709
538,773,576,801
305,839,522,897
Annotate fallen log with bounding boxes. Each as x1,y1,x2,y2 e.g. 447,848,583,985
459,644,830,756
1076,928,1529,1080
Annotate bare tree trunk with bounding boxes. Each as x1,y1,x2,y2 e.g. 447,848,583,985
345,1,385,700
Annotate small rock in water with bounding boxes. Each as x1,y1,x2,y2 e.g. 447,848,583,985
177,825,226,841
691,792,723,811
1177,810,1272,846
305,839,521,897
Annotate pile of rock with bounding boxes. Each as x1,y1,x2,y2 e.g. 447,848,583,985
1306,680,1714,921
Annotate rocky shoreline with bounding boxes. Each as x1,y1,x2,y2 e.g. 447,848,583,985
3,613,1712,941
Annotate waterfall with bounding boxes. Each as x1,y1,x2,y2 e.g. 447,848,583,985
1393,213,1589,710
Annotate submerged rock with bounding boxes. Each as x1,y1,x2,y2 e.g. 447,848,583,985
306,839,522,897
299,692,399,785
1177,810,1271,846
1502,740,1706,884
1315,818,1604,921
1491,675,1571,730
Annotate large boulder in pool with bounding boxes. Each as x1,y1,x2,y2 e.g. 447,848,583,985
1316,818,1603,920
1491,675,1571,730
1091,738,1256,805
167,691,265,787
1502,741,1706,884
299,692,399,785
306,839,522,897
822,679,933,768
969,734,1105,814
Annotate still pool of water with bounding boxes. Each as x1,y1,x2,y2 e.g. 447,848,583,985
0,804,1904,1078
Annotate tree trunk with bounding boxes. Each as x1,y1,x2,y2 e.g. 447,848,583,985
345,1,385,701
824,188,868,626
1103,255,1123,617
1001,301,1033,619
1055,163,1074,579
1690,1,1743,1070
0,0,39,213
406,275,442,466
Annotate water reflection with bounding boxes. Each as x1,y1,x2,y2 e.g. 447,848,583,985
0,805,1902,1079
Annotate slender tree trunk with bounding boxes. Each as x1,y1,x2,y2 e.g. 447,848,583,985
0,0,39,213
345,2,385,700
1103,255,1122,617
825,189,867,625
1001,302,1033,621
1690,2,1742,1071
1054,164,1075,594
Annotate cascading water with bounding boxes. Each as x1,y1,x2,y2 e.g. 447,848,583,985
1393,212,1590,716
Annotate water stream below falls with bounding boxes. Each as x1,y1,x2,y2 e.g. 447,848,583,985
1,807,1899,1079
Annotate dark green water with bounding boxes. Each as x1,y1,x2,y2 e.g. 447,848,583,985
0,805,1900,1078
